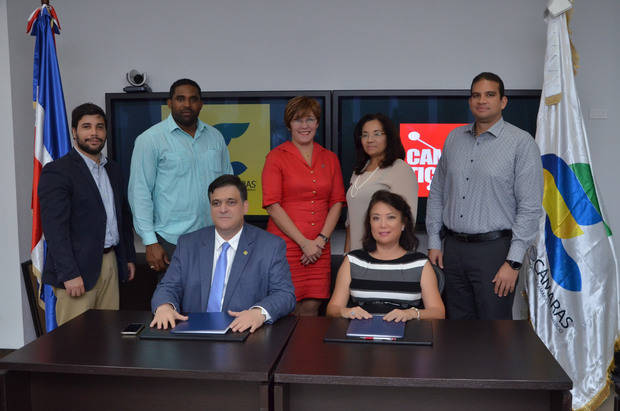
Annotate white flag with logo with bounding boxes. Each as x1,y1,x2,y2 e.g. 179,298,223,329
525,9,620,411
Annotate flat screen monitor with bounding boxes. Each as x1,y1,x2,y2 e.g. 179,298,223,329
106,91,331,221
333,90,541,229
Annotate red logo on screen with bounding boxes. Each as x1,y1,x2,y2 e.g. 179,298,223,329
400,123,467,197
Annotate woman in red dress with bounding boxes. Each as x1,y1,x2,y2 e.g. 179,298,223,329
262,96,345,316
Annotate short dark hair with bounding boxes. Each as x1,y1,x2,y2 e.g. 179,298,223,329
352,113,405,175
169,78,201,99
470,72,505,98
362,190,418,252
284,96,321,129
208,174,247,202
71,103,106,129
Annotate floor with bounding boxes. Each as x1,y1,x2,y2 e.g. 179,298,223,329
599,392,614,411
0,349,13,359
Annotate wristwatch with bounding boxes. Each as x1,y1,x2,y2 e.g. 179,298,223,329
506,260,522,270
318,233,329,243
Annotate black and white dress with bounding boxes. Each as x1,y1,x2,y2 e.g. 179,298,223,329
347,249,428,314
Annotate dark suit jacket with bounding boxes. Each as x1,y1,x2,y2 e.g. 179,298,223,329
151,224,296,323
39,148,136,290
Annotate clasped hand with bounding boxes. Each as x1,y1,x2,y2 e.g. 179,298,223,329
300,237,325,265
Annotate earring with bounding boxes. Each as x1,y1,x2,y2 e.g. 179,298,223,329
401,226,405,231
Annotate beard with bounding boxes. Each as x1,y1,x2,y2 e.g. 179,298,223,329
76,138,105,155
172,109,199,128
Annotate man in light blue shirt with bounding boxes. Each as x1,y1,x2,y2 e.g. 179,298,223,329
129,79,233,273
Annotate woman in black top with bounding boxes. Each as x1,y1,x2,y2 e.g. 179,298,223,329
327,191,445,321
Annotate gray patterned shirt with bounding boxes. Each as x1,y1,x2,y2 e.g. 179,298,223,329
426,118,543,262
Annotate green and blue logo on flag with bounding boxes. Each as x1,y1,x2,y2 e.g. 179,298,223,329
541,154,611,292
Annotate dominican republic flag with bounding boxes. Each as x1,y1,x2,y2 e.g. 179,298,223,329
525,6,620,410
27,4,71,332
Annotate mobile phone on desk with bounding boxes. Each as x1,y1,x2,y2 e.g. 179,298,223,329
121,323,144,335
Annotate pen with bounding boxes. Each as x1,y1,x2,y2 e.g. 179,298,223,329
361,337,396,341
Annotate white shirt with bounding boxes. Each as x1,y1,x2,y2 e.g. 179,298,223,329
213,226,271,321
212,227,244,307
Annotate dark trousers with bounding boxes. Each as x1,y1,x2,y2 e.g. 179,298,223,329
443,235,515,320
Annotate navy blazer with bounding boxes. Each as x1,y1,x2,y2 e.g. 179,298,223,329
151,224,296,323
39,148,136,290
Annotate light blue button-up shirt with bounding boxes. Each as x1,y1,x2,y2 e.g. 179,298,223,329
76,149,120,248
128,115,233,246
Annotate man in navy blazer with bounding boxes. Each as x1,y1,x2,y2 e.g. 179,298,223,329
39,103,136,325
150,174,296,332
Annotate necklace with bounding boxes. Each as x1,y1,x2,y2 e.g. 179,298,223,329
349,166,379,198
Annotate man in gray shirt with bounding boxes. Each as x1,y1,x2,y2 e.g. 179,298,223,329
426,72,543,319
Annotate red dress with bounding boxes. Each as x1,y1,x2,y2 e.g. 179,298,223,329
262,141,345,300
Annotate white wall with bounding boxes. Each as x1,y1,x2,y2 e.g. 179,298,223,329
3,0,618,347
7,0,37,263
571,1,620,249
56,0,547,107
0,0,32,348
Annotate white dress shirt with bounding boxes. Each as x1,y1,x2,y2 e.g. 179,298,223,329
212,227,243,307
213,227,271,321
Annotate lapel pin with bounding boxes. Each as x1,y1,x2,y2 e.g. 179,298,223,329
243,250,248,255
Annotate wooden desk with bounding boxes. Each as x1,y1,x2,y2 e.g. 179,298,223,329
0,310,297,411
273,317,572,411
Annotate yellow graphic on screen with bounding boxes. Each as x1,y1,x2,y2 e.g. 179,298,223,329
162,104,270,215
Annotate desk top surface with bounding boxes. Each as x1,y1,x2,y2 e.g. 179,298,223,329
0,310,297,382
274,317,572,390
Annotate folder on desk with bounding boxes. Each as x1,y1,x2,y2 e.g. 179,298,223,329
139,312,249,342
171,312,234,334
324,318,433,345
346,316,405,339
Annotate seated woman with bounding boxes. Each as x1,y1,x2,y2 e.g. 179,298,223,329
327,190,445,321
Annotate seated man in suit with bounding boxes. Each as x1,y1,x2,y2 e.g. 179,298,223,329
150,174,296,332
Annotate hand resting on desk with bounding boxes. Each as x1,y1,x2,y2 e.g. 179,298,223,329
228,308,266,333
338,306,425,322
150,304,267,333
341,306,372,320
150,303,188,329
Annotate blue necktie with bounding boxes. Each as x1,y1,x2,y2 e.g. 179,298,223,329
207,242,230,312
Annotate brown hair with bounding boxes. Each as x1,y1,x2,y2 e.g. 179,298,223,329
284,96,321,129
208,174,247,202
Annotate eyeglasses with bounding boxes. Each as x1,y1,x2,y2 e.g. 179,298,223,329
361,131,385,139
292,117,318,126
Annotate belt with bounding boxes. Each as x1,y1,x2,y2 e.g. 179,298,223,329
445,228,512,243
103,247,114,254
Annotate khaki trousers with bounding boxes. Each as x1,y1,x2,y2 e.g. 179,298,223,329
54,250,119,326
